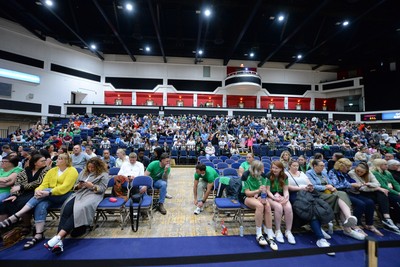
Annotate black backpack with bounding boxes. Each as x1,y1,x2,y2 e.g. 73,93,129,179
225,177,242,200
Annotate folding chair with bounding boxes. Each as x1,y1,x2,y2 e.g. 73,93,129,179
221,167,238,178
123,176,154,230
94,178,128,230
212,177,241,232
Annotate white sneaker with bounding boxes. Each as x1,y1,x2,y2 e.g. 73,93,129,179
321,228,332,239
343,216,357,227
166,193,173,199
264,226,275,238
382,218,399,231
267,238,278,251
52,240,63,254
343,229,365,240
44,235,61,250
285,230,296,245
194,207,201,215
316,238,335,256
256,235,268,246
275,230,284,243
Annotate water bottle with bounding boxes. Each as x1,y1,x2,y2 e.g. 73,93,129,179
261,188,267,202
328,221,334,235
239,225,244,237
221,220,228,235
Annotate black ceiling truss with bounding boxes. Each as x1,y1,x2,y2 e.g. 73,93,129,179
92,0,136,62
148,0,167,63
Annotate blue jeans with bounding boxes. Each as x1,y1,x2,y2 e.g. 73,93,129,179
348,193,375,226
309,219,324,240
153,179,167,204
0,192,10,202
26,191,72,223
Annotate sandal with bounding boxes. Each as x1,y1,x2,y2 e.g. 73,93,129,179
366,225,384,236
353,227,368,236
0,214,20,228
23,232,45,250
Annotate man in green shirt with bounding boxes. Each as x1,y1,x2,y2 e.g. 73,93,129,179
193,164,219,215
144,153,171,215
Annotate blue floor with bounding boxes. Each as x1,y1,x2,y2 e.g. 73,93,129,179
1,229,399,266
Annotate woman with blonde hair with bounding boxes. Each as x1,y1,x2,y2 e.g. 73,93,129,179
328,158,375,236
349,161,398,235
240,160,277,250
279,150,292,170
371,159,400,233
266,161,295,244
0,153,78,249
238,153,255,177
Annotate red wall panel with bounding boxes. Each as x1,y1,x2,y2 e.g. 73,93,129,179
260,96,285,109
197,94,222,107
226,95,256,108
287,97,311,110
315,98,336,111
136,92,163,106
104,91,132,105
167,93,194,107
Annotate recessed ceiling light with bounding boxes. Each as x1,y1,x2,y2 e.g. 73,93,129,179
342,20,349,26
125,3,133,11
269,16,275,20
145,46,151,52
204,9,211,17
198,50,203,55
90,44,96,50
35,1,42,5
250,52,254,57
278,15,285,22
45,0,53,6
297,54,302,59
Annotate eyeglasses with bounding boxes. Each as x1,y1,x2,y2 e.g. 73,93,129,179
1,161,9,163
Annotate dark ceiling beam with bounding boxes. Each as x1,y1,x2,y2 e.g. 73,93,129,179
67,0,80,34
40,0,104,60
148,0,167,63
92,0,135,62
194,11,204,64
223,0,262,66
288,0,387,69
258,0,330,68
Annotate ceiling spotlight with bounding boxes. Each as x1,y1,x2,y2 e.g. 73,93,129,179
342,20,349,26
297,54,302,59
198,50,203,55
204,9,211,17
45,0,53,6
90,44,97,50
145,46,151,52
125,3,133,11
349,103,353,106
278,15,285,22
249,52,254,57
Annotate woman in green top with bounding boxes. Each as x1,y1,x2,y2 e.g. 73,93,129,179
266,161,295,245
241,160,277,250
0,155,23,202
238,153,254,177
371,159,400,229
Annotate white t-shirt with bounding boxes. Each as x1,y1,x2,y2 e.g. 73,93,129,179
285,170,309,189
118,161,145,177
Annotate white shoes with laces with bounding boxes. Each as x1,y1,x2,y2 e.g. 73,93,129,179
285,230,296,245
317,238,335,256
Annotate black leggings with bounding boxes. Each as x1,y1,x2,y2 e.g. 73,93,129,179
58,198,75,233
359,191,390,214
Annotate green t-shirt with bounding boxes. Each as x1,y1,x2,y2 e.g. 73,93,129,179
242,176,267,193
146,160,171,181
240,161,250,171
0,166,23,193
267,176,288,193
194,166,219,183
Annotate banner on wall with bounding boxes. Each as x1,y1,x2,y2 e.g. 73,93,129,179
361,113,382,121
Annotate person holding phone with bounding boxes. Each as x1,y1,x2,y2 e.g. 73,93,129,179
44,157,108,254
144,153,171,215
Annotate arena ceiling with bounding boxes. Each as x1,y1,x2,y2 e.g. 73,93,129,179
1,0,399,70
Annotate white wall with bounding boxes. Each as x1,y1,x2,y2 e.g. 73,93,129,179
0,18,339,118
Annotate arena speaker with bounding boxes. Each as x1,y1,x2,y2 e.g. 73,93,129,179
0,82,12,97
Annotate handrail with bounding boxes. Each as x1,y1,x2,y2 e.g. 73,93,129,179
226,70,260,78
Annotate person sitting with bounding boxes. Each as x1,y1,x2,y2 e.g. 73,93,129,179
118,152,145,182
101,149,116,169
115,148,129,168
387,159,400,184
0,154,50,234
240,160,278,250
371,159,400,232
297,155,310,173
279,150,292,171
0,153,78,250
70,145,91,170
306,159,364,240
238,153,255,177
327,152,344,172
220,144,231,158
266,161,295,244
193,164,219,215
205,142,215,160
137,148,150,169
44,157,109,254
328,158,374,237
349,162,398,235
144,153,171,215
286,159,334,254
0,155,23,202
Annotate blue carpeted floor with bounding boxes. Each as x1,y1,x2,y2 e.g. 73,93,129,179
1,229,399,266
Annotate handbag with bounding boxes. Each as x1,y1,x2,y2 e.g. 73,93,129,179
0,227,25,251
129,191,144,232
